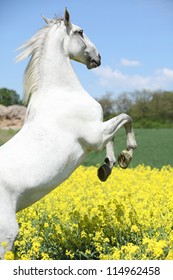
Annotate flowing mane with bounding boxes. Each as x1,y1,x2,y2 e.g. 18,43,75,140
16,17,63,104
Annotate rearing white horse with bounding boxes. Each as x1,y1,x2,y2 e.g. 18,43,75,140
0,8,137,259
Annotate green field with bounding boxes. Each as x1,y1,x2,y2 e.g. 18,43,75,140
0,129,18,146
83,128,173,168
0,128,173,168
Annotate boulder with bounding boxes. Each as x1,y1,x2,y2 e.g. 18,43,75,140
0,105,26,129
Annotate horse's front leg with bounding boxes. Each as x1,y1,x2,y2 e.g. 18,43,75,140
98,113,137,181
97,139,116,181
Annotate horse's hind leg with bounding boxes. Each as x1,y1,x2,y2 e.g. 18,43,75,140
0,195,18,260
0,216,18,260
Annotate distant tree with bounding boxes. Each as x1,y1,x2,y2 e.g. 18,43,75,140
0,88,21,106
127,90,173,127
149,91,173,121
115,92,133,114
96,92,116,120
129,90,153,119
96,89,173,127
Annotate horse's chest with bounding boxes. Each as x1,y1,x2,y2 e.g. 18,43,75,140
66,98,103,123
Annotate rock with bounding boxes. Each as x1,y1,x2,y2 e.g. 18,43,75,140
0,105,7,118
0,105,26,129
6,105,26,120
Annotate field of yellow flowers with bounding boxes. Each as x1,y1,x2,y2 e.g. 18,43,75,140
4,165,173,260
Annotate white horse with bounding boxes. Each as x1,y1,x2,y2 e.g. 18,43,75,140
0,8,137,259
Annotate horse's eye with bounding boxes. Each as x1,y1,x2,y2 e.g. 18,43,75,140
78,30,83,37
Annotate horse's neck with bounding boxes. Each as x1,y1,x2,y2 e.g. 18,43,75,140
25,26,90,122
39,26,83,95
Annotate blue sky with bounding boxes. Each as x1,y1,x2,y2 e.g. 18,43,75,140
0,0,173,99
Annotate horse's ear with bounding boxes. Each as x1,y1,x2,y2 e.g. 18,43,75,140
41,14,51,24
64,7,70,26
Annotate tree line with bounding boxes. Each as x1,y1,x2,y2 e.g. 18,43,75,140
0,87,173,127
0,88,22,106
97,90,173,128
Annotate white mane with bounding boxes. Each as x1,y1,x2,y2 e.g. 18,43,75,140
17,19,62,104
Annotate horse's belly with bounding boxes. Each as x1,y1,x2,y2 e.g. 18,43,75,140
17,142,86,211
0,129,86,212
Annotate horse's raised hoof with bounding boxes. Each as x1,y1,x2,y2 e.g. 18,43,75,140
97,164,112,182
118,150,132,169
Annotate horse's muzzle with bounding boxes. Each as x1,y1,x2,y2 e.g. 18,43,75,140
87,54,101,69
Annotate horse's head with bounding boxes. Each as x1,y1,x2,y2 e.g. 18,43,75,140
42,8,101,69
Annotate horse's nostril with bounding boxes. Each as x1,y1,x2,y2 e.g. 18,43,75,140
90,58,101,67
98,53,101,60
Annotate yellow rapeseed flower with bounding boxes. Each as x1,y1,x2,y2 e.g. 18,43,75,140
65,250,74,259
12,165,173,260
4,251,14,260
131,225,140,233
44,223,49,228
1,241,8,248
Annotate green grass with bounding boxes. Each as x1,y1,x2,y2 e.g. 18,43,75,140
0,129,18,146
0,128,173,168
83,128,173,168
